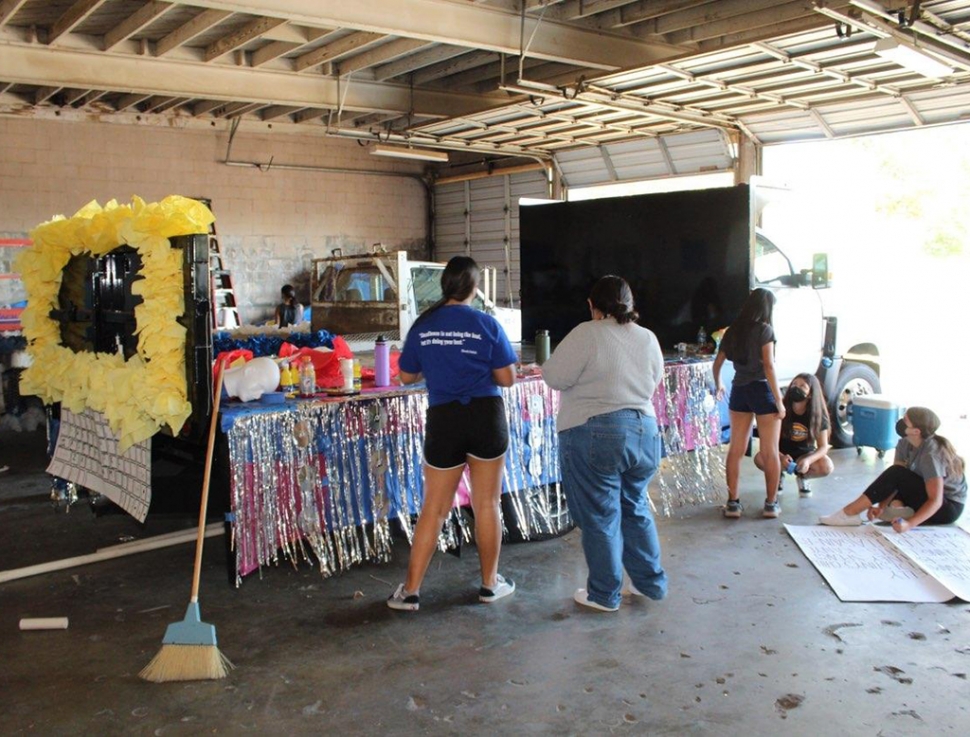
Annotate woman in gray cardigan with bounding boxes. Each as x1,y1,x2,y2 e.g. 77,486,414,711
542,275,667,612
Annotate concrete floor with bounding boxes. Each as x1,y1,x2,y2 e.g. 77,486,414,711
1,427,968,737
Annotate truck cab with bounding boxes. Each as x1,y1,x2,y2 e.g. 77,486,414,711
753,229,881,447
310,250,522,351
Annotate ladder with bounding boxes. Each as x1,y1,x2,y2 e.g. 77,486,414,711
203,204,240,330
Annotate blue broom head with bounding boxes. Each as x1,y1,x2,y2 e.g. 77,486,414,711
161,602,219,647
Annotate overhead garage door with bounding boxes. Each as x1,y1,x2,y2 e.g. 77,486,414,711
434,169,550,309
553,128,736,192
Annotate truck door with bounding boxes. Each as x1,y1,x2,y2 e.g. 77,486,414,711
753,232,824,384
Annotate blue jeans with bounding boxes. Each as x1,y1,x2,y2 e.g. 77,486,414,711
559,410,667,609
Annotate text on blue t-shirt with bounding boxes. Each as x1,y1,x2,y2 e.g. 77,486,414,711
399,304,517,407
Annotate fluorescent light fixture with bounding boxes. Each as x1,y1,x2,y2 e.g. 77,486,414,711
370,144,448,162
873,37,953,78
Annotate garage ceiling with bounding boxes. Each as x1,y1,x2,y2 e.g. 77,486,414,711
1,1,970,159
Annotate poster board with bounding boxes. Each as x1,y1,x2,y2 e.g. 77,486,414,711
784,523,970,603
47,408,152,523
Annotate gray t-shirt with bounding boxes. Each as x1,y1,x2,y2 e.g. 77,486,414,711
722,321,774,386
541,318,664,433
895,437,967,504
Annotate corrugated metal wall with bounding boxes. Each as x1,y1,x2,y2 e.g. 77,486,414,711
434,169,549,308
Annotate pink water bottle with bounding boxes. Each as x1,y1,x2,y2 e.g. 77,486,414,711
374,335,390,387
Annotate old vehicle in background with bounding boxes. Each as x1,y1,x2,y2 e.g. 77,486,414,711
309,249,522,351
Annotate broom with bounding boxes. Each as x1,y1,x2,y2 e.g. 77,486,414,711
140,361,233,682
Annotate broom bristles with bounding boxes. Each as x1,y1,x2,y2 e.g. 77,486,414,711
139,643,234,682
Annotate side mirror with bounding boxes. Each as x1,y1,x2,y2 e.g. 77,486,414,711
812,253,831,289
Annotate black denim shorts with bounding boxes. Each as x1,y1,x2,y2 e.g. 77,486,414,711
729,380,779,415
424,396,509,469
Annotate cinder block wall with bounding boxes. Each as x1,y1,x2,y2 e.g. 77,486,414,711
0,117,428,324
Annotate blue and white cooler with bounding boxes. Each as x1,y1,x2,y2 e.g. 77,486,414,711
851,394,904,457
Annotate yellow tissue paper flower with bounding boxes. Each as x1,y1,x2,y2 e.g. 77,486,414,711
18,195,214,451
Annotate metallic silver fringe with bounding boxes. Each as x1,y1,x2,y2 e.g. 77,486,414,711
227,367,722,585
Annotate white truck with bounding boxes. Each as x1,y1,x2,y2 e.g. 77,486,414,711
309,249,522,352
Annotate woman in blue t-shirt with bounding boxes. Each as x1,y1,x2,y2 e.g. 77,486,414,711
712,288,785,519
387,257,518,612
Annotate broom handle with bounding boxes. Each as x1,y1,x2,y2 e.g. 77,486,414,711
190,361,225,603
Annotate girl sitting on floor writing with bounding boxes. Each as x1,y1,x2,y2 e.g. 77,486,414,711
819,406,965,532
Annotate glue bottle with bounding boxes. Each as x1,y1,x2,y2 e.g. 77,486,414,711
374,335,390,387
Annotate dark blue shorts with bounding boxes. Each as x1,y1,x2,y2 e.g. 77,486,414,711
729,380,779,415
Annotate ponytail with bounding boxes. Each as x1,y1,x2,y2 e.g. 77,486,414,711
933,435,965,478
414,256,479,326
589,275,639,325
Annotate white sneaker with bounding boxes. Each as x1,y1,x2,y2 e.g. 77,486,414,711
479,574,515,603
386,583,420,611
818,509,863,527
573,588,619,612
626,581,646,597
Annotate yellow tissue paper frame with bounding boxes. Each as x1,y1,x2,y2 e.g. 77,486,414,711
16,195,214,450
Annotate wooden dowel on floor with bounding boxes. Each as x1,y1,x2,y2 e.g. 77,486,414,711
19,617,69,630
95,522,223,553
0,524,225,584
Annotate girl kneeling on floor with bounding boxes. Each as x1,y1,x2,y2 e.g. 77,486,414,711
755,373,833,496
819,406,966,532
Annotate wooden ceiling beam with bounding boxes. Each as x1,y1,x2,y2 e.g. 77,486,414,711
373,44,467,81
176,0,680,69
0,43,505,117
103,2,174,52
156,8,233,57
48,0,108,44
0,0,30,29
204,15,288,62
294,32,385,72
337,38,434,77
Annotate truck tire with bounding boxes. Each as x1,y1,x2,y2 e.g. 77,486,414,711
829,363,881,449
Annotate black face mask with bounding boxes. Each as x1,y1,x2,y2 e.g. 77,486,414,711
896,418,908,438
788,387,808,402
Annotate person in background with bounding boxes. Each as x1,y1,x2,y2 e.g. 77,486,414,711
712,288,785,519
275,284,303,329
542,275,667,613
819,406,965,530
388,256,518,612
755,372,833,496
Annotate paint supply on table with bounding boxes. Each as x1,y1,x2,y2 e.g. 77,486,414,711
374,335,390,387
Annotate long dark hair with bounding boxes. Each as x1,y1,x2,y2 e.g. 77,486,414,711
720,287,775,359
782,373,829,442
414,256,480,325
908,406,965,477
589,275,639,325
